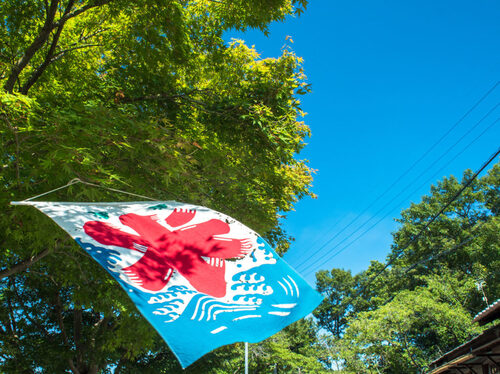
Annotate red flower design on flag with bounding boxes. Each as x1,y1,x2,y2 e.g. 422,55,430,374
83,209,252,297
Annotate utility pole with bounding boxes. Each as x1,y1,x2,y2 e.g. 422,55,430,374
245,342,248,374
476,280,489,306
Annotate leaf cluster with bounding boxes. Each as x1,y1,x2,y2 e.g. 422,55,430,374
0,0,322,372
314,164,500,373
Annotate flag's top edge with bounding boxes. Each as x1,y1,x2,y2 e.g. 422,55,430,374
11,200,177,206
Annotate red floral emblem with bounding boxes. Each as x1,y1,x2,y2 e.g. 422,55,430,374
83,209,252,297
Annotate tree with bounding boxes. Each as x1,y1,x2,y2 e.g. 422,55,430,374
1,1,317,372
340,271,483,374
314,261,395,339
101,319,330,373
254,318,331,374
390,165,500,307
314,268,355,338
314,164,499,373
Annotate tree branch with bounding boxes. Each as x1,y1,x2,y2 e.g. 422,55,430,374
21,0,75,94
3,0,60,92
4,0,112,93
0,319,7,336
114,350,129,374
11,279,51,337
0,247,53,280
2,114,21,189
50,43,103,62
55,293,68,345
88,313,110,373
119,89,240,117
68,359,80,374
53,291,80,374
119,91,193,103
74,307,84,368
53,0,114,28
6,279,17,337
78,27,110,43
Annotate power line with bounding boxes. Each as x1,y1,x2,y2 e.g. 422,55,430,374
303,215,346,253
382,209,498,305
298,102,499,273
402,234,477,274
295,82,500,271
382,233,480,305
300,115,499,276
298,109,500,275
355,146,500,296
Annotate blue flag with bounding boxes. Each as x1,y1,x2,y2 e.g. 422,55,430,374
16,201,323,368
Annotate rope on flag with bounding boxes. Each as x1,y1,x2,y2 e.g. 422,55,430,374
12,183,323,368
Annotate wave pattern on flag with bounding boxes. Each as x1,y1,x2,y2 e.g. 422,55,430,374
19,201,323,368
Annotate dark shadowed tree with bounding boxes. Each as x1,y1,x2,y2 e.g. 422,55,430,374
0,1,324,372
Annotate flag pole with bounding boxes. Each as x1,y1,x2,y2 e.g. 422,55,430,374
245,342,249,374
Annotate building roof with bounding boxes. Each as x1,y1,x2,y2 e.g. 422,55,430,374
428,300,500,374
473,299,500,326
428,324,500,373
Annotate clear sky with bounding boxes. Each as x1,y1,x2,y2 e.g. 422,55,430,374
226,0,500,285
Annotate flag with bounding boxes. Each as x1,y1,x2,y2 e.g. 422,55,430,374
15,201,323,368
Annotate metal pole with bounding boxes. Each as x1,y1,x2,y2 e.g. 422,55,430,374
245,342,249,374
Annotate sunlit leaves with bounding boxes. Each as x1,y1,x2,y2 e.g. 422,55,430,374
1,0,314,372
315,166,499,372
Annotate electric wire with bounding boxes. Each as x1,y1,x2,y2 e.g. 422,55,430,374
401,234,477,275
353,146,500,297
299,115,499,275
303,215,347,252
382,234,479,305
382,209,498,305
297,105,500,274
294,82,500,271
297,103,499,273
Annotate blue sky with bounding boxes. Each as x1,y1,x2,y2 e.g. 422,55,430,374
227,0,500,285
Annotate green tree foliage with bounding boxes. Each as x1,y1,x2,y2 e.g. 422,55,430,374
315,164,500,373
314,268,355,338
255,318,330,374
0,1,322,372
340,272,482,373
118,319,330,373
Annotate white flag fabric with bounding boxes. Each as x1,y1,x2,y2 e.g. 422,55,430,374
14,201,323,368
